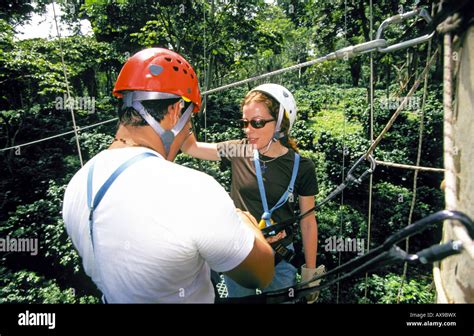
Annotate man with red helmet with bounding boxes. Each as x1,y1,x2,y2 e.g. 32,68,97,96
62,48,274,303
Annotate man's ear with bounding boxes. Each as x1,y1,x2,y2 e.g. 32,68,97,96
167,101,181,123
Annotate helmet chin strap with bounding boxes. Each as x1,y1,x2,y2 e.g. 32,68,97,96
131,101,193,155
260,138,275,155
258,104,285,155
272,104,286,141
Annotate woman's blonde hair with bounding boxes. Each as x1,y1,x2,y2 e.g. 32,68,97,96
241,91,299,153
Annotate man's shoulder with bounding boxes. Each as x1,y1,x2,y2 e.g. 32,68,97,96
138,153,225,193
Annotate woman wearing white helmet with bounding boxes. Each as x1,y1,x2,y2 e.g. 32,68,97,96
182,84,322,301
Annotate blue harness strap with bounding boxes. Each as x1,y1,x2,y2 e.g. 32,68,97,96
87,152,158,248
253,149,300,228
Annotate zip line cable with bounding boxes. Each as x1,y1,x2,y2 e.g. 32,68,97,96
364,0,375,302
0,118,118,152
1,8,436,154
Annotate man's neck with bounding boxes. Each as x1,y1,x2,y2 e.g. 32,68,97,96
109,125,167,156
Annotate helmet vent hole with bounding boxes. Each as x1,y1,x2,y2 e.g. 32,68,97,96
190,74,194,79
177,59,182,64
183,69,188,74
173,66,179,71
149,64,164,76
165,57,172,62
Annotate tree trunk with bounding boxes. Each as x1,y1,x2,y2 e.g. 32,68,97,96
436,25,474,303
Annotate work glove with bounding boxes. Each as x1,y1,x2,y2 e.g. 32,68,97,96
301,264,326,304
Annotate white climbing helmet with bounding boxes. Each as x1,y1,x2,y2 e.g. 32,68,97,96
250,83,297,139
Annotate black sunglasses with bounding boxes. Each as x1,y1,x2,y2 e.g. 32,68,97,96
239,118,275,129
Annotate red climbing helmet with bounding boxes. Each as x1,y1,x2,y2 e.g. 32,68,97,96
113,48,202,112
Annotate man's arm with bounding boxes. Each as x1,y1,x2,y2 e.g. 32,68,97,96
224,210,275,289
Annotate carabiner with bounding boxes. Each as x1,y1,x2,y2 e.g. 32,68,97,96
376,8,435,53
345,154,377,187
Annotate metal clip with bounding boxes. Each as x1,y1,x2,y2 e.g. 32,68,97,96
326,39,387,61
376,8,435,53
288,192,294,203
345,154,377,186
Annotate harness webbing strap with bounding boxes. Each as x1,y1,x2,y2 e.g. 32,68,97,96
253,149,300,227
87,152,158,248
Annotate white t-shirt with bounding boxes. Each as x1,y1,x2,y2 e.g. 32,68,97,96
63,147,255,303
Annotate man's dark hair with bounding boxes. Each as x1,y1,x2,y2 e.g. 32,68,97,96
118,98,180,126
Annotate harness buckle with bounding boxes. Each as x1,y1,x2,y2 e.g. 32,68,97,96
272,243,295,266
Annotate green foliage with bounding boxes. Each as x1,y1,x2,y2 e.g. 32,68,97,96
175,153,232,191
0,267,98,304
355,273,435,304
2,181,82,274
79,131,115,159
1,0,444,304
0,1,49,25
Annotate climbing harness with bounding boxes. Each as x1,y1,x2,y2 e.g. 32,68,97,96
87,152,158,248
254,149,300,229
256,154,375,270
261,154,376,239
217,210,474,304
254,149,300,265
86,151,159,303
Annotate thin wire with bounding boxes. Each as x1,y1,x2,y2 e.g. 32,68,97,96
51,1,84,167
203,1,207,142
1,51,338,153
0,118,117,152
2,10,435,154
364,0,374,302
365,50,438,158
203,53,340,96
397,34,433,304
336,0,348,304
376,160,444,173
